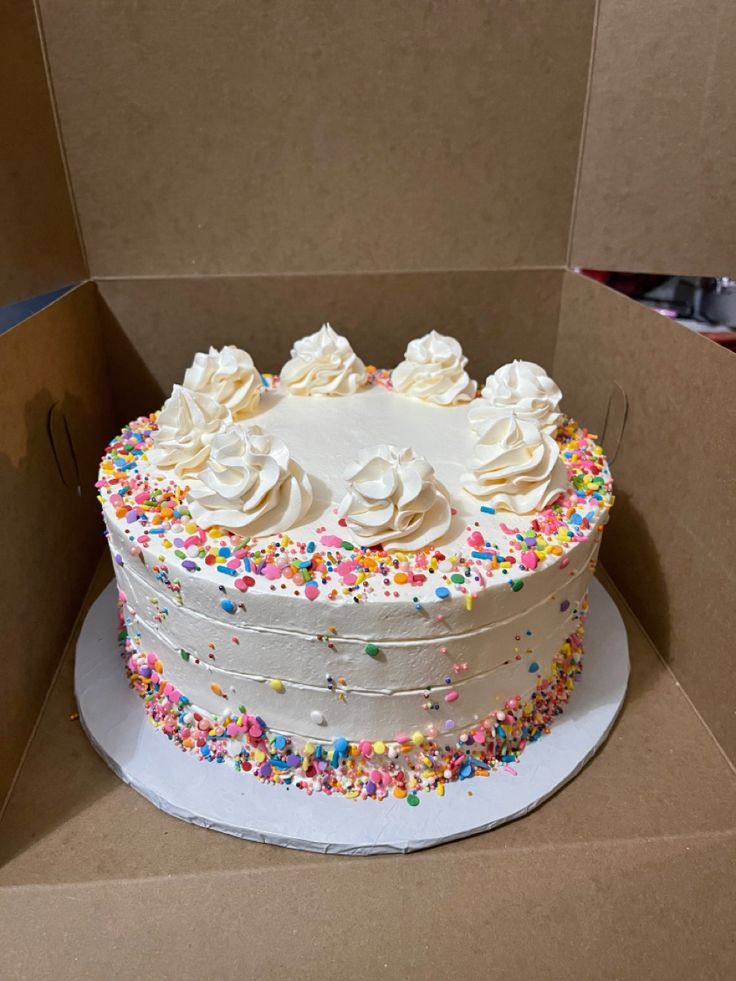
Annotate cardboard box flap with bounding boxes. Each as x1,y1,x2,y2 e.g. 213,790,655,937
36,0,594,278
0,0,85,306
0,284,115,807
571,0,736,276
554,270,736,761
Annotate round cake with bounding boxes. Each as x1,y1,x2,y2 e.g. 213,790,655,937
97,325,613,801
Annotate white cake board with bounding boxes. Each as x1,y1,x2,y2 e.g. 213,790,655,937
75,577,629,855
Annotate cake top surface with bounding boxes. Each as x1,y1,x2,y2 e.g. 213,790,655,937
98,327,613,616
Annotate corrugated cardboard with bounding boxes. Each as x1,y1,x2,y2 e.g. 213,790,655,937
555,271,736,760
0,0,84,305
2,2,735,976
571,0,736,275
37,0,594,276
0,285,115,805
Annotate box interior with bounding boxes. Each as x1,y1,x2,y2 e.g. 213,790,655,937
2,2,734,971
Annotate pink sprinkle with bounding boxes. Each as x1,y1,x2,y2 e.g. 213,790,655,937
468,531,484,548
226,722,240,738
445,690,459,703
336,561,355,577
304,584,320,601
234,578,249,592
342,573,357,586
560,557,570,568
226,558,240,569
263,564,281,580
499,522,519,536
520,551,538,570
320,534,344,548
503,765,517,776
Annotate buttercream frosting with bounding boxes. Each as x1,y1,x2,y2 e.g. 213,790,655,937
148,384,228,477
462,413,568,513
392,330,476,406
183,345,262,420
338,444,451,551
280,323,367,396
187,424,312,535
469,360,562,436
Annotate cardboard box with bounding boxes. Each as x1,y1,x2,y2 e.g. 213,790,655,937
1,2,734,977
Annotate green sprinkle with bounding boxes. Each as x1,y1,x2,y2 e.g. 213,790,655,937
511,579,524,592
179,649,191,661
450,573,464,584
364,643,380,657
407,794,420,807
341,541,355,550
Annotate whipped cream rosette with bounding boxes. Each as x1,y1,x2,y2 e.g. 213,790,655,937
392,330,476,406
338,444,451,551
280,323,367,396
462,413,567,514
183,345,263,420
148,384,229,477
469,360,562,436
187,424,313,536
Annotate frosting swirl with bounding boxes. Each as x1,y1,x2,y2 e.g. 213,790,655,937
392,330,476,406
462,413,567,514
469,360,562,436
148,384,229,477
187,425,313,535
338,444,451,551
183,345,263,420
280,323,368,396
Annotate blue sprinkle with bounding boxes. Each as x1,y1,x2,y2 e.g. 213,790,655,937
435,586,450,599
217,565,237,576
501,754,516,763
201,744,211,757
243,557,251,572
306,541,315,553
220,598,236,613
459,763,473,779
331,751,340,768
569,513,583,525
480,505,495,514
299,559,312,569
528,661,540,673
218,547,231,557
271,757,290,770
334,736,348,754
274,735,287,750
314,744,323,760
471,550,495,559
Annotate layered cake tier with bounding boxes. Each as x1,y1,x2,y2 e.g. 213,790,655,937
98,328,613,800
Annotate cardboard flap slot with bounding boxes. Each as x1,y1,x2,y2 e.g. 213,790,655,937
46,402,81,495
599,383,629,465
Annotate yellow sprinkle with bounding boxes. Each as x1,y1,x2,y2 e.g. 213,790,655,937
437,781,445,797
373,740,386,755
269,679,285,693
465,594,474,611
411,730,424,745
303,742,315,756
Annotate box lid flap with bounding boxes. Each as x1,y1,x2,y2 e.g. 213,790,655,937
0,0,85,306
571,0,736,276
36,1,594,278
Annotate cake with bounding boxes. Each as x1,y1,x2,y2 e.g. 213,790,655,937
97,324,614,802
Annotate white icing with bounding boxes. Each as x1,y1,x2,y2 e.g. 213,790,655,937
392,330,476,406
462,413,568,513
187,424,312,535
183,345,262,420
103,367,612,747
469,360,562,436
280,323,367,396
148,384,228,477
338,444,451,551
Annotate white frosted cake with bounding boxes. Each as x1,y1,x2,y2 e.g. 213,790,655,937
97,325,613,802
